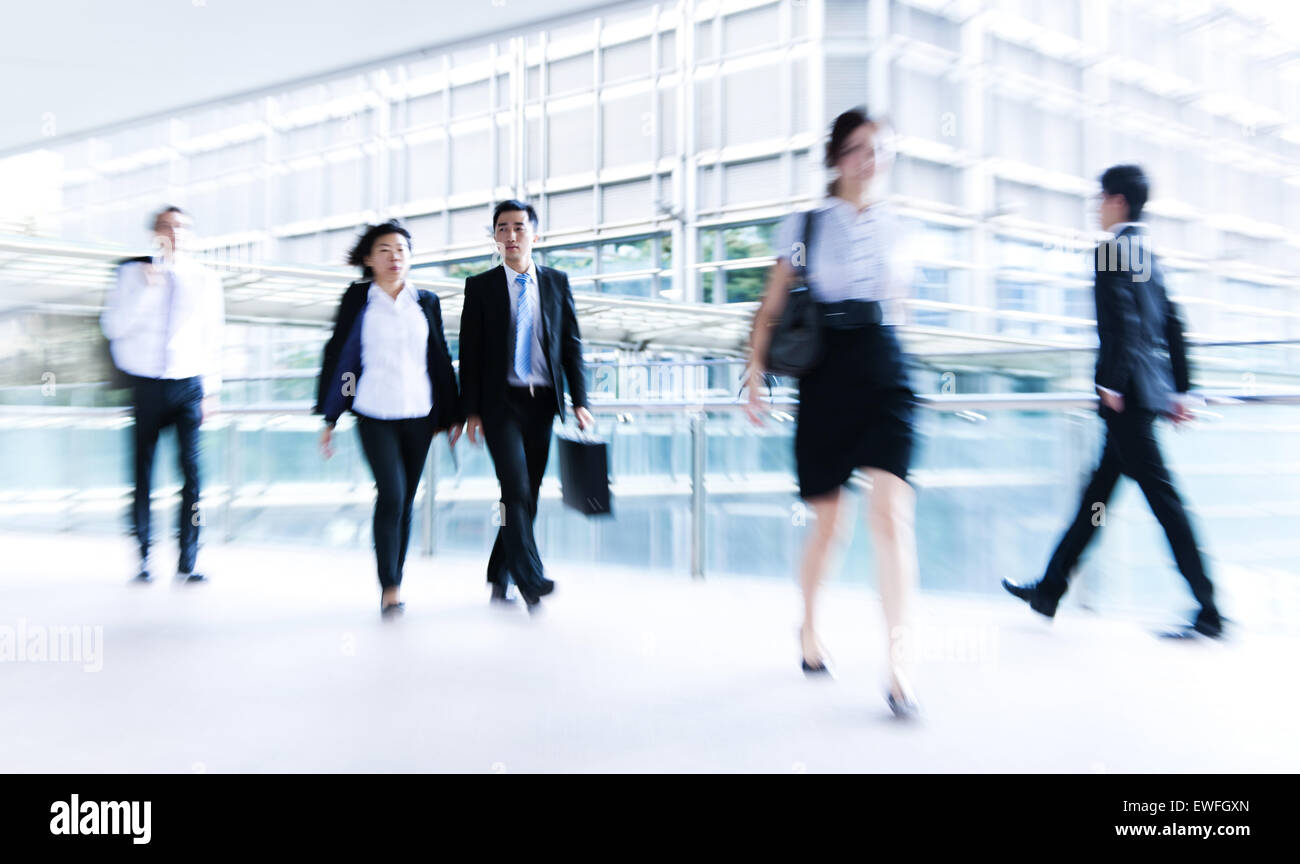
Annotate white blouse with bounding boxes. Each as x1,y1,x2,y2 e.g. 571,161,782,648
774,196,912,305
352,282,433,420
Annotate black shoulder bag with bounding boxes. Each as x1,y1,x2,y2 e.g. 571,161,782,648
762,210,823,378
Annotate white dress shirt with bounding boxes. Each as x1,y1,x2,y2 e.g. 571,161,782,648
352,282,433,420
774,196,912,306
504,259,551,387
100,257,225,394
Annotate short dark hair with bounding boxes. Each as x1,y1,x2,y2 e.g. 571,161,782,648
150,205,187,230
492,199,539,233
346,219,412,277
1100,164,1149,221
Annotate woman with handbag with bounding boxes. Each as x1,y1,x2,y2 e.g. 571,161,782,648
315,219,464,617
745,107,920,718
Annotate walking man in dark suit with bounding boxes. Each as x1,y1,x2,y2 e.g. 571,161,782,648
1003,165,1223,639
459,200,593,611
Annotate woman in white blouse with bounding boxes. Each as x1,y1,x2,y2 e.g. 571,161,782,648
746,108,921,718
315,220,464,616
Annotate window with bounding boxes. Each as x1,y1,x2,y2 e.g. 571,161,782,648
892,66,960,144
408,139,447,200
724,158,781,206
723,4,779,55
699,228,718,262
701,270,718,303
602,38,651,82
723,222,778,260
600,237,653,273
548,53,593,95
912,267,951,328
446,257,492,281
450,129,491,195
723,65,783,145
545,245,595,277
722,267,767,303
600,276,654,298
548,107,595,177
894,156,960,205
602,94,654,167
451,80,492,119
546,189,593,231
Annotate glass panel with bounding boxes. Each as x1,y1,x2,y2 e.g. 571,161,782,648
600,237,653,273
701,269,717,303
722,222,777,259
722,266,766,303
546,245,595,277
600,276,653,297
446,256,493,280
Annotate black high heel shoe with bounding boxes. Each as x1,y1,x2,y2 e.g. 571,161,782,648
885,670,920,720
380,601,405,618
799,628,833,677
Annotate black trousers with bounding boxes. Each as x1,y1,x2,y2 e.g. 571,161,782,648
355,414,434,590
131,376,203,573
1041,407,1218,622
483,386,556,596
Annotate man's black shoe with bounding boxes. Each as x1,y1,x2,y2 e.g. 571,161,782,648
1001,578,1059,619
1160,612,1225,640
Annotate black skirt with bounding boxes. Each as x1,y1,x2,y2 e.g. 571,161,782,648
795,321,916,499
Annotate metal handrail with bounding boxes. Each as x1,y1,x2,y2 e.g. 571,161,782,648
5,388,1299,579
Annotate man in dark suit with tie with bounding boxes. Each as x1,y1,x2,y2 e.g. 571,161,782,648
1004,165,1223,639
459,200,594,611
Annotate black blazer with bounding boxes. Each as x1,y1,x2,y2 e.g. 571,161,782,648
1093,225,1190,416
313,280,463,431
459,264,588,424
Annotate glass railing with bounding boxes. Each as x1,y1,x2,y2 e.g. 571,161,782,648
9,338,1300,409
3,388,1299,632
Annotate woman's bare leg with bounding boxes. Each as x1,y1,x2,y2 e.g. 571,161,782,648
800,488,847,664
863,468,918,699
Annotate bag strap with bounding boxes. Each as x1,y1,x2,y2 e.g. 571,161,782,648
797,208,817,284
737,373,774,401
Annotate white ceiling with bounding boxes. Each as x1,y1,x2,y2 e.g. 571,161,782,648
1,0,617,154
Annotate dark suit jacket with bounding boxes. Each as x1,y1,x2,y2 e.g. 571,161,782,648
459,264,589,424
1093,225,1191,416
313,280,463,431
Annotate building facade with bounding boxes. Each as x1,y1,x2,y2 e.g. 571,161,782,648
13,0,1300,349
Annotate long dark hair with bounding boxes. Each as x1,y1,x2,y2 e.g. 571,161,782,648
346,219,412,279
824,107,878,197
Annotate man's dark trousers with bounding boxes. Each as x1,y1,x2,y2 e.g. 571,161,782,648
484,385,556,597
131,375,203,573
1041,404,1218,626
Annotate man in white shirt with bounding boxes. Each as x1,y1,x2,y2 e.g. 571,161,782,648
101,206,224,583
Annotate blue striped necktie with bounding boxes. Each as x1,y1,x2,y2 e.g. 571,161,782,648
513,271,532,381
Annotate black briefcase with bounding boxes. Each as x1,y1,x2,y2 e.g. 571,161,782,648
556,428,612,517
